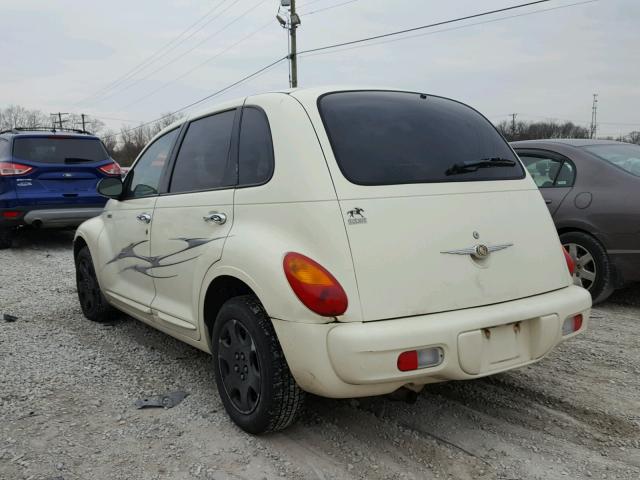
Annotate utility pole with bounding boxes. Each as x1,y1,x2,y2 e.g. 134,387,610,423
276,1,301,88
81,114,86,132
510,113,517,139
590,94,598,139
290,0,298,88
52,112,69,130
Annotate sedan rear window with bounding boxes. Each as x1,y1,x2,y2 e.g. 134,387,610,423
12,137,108,164
582,143,640,177
318,91,523,185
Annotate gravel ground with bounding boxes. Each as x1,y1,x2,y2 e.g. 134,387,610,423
1,229,639,480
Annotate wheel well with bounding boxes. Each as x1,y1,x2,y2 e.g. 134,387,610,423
203,276,256,344
557,227,602,244
73,237,88,259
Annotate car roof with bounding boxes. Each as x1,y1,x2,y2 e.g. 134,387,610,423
151,85,418,144
511,138,624,148
0,128,99,140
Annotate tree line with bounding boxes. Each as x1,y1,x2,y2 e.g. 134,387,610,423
2,105,638,166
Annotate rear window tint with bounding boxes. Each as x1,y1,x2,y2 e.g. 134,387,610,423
12,137,108,164
582,143,640,177
0,138,9,159
170,110,236,193
318,91,523,185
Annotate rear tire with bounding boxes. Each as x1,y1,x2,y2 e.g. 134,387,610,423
212,295,304,434
0,228,15,249
75,246,117,322
561,231,614,304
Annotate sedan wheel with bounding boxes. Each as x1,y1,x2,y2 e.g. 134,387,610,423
563,242,597,291
560,231,614,304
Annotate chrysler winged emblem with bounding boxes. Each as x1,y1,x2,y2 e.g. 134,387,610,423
441,243,513,259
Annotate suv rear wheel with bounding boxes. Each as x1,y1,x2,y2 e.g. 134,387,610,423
561,231,614,304
0,228,15,249
75,246,117,322
212,295,304,434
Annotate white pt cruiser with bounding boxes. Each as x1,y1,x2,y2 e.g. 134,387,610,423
75,88,591,434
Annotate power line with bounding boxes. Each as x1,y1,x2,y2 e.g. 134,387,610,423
298,0,552,56
300,0,359,16
102,56,287,141
90,0,264,105
76,0,230,105
298,0,598,59
121,20,275,110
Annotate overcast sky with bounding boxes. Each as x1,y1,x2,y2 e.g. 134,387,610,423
1,0,638,137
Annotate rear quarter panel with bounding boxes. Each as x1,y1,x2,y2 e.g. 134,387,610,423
200,92,362,325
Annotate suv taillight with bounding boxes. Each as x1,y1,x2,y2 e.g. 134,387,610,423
562,247,576,275
0,161,33,176
99,162,122,176
283,252,348,316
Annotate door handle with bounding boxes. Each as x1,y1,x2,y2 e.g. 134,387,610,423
545,199,552,204
136,212,152,224
203,212,227,225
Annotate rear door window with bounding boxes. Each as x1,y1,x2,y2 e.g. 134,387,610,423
238,107,274,186
519,153,575,188
318,91,523,185
12,137,108,164
169,110,236,194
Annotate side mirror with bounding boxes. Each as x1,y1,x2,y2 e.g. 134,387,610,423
97,177,123,199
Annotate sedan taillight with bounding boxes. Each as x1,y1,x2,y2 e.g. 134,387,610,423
0,161,33,176
98,162,122,176
562,247,576,275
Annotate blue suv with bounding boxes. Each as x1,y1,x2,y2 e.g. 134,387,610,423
0,128,121,248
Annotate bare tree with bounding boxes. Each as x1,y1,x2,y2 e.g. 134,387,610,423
104,112,184,166
496,119,590,141
0,105,50,130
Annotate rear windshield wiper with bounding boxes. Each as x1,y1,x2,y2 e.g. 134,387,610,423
445,157,516,176
64,157,93,164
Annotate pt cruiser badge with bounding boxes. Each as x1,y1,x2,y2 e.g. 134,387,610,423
441,243,514,259
346,207,366,225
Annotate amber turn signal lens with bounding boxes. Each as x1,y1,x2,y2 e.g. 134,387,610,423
283,252,348,317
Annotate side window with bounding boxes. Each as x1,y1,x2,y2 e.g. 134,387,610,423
170,110,236,193
519,154,565,188
238,107,274,186
554,161,575,187
126,128,179,199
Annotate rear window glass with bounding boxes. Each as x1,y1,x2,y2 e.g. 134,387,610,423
582,143,640,177
318,91,523,185
12,137,108,164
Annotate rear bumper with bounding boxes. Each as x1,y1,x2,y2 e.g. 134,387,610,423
0,205,104,228
273,285,591,398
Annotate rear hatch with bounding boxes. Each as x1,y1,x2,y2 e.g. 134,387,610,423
12,135,111,206
316,91,570,321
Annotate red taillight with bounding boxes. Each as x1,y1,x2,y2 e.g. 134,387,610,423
2,211,21,219
283,252,348,316
397,347,444,372
562,247,575,275
0,161,33,176
99,162,122,176
562,314,583,335
397,351,419,372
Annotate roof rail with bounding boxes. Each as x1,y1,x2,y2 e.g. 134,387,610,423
0,126,93,135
